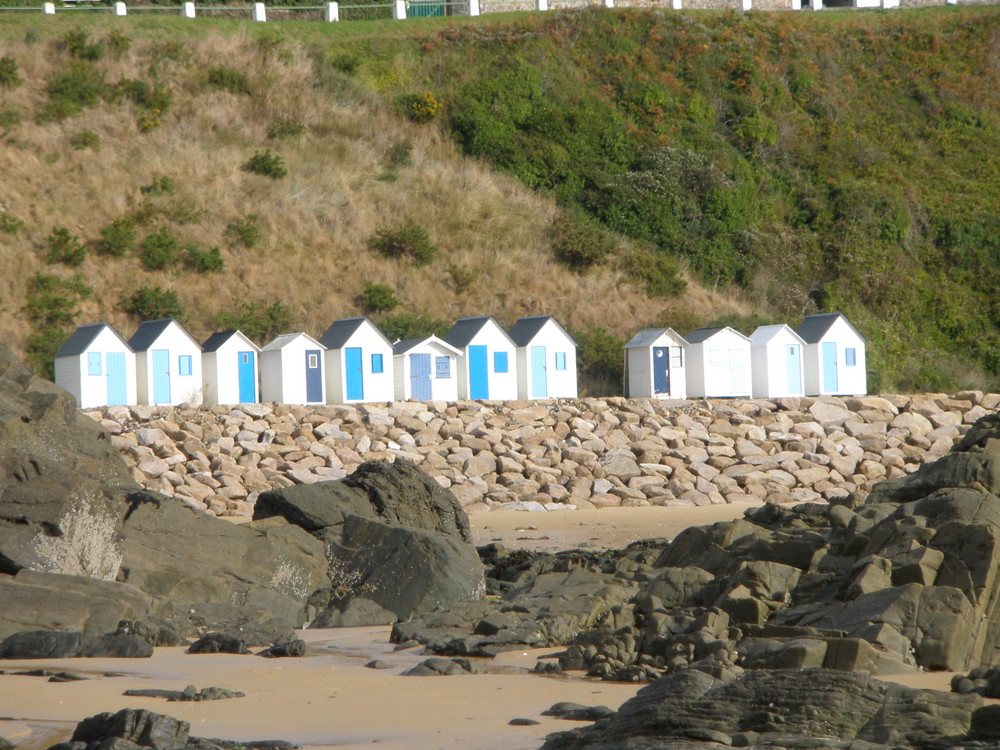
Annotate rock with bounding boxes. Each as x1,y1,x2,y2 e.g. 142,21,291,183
364,660,396,670
402,657,485,676
256,640,306,658
0,631,152,659
123,685,245,702
309,597,397,628
186,633,249,655
59,709,190,750
509,718,541,726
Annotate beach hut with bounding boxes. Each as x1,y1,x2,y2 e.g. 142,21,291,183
260,332,325,405
796,313,867,396
129,318,203,406
508,316,577,400
443,316,518,401
54,322,136,408
749,324,806,399
201,329,261,405
392,335,462,402
319,317,394,404
623,328,688,400
684,326,752,399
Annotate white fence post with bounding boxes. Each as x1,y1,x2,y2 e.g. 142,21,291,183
812,0,822,10
114,1,127,15
252,2,267,21
536,0,548,10
182,1,196,16
325,1,340,20
392,0,406,19
603,0,614,7
468,0,480,14
43,2,55,13
670,0,681,8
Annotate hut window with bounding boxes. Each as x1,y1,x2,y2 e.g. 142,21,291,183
845,348,857,366
435,356,451,379
88,352,102,376
555,352,567,371
308,354,319,368
178,355,192,376
242,353,249,364
371,353,384,374
494,351,508,373
670,347,683,367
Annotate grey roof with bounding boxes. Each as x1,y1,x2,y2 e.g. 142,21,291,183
55,322,132,359
319,317,388,350
685,326,750,344
202,329,259,353
508,316,575,347
749,324,805,347
624,328,688,350
796,313,865,344
128,318,201,352
444,316,511,349
393,335,461,356
261,332,322,352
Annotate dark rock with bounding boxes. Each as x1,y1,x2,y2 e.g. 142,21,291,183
70,708,189,750
364,660,395,670
256,639,306,658
123,686,244,702
309,597,397,628
186,633,248,655
509,718,541,726
0,630,152,659
116,618,192,647
401,656,485,676
542,703,616,721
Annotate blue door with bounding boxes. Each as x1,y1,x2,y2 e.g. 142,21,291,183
345,347,364,401
305,350,322,403
822,341,839,393
238,351,256,403
786,344,802,395
106,352,127,406
530,346,547,398
410,353,432,400
469,345,489,399
652,347,670,395
152,349,171,404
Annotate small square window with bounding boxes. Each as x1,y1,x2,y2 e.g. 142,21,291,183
87,352,102,376
493,351,508,373
555,352,567,371
435,356,451,379
845,348,857,367
371,353,384,374
670,347,683,367
178,355,192,376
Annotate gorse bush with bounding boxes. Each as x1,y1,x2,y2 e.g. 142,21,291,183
214,301,294,344
97,217,136,257
369,221,436,266
207,67,252,95
123,286,183,320
106,29,131,59
384,138,412,168
376,311,450,342
268,116,305,139
140,176,175,196
0,55,21,89
41,63,106,121
69,130,100,151
622,250,687,299
0,107,20,129
242,150,287,179
0,213,24,235
395,92,443,124
358,282,399,313
61,30,103,62
139,228,179,270
45,227,86,267
549,211,617,270
225,214,262,248
183,244,224,273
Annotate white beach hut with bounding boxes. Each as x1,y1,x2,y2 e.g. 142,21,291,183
260,332,326,405
509,316,578,400
796,313,867,396
749,324,806,399
392,335,462,402
684,326,752,399
128,318,203,406
54,322,137,408
443,316,518,401
623,328,688,400
201,329,261,405
319,317,394,404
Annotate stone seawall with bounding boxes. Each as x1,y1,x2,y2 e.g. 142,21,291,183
87,391,998,519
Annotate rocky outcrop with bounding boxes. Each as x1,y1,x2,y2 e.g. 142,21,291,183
90,393,996,518
0,631,153,659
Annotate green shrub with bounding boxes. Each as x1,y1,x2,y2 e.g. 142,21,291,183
23,272,93,379
97,217,136,257
45,227,86,267
0,107,20,129
242,150,287,179
69,130,100,151
572,326,625,396
114,79,172,113
395,92,443,124
622,251,687,299
0,54,22,89
369,221,436,267
225,214,262,248
268,116,305,140
0,213,24,235
549,211,616,270
123,286,184,320
376,311,450,342
358,282,399,313
184,244,224,273
139,228,178,270
40,63,106,121
214,301,294,343
207,67,252,96
106,29,131,59
61,30,104,62
447,264,476,292
384,139,412,168
140,176,175,196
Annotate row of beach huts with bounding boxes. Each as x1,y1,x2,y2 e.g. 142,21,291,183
53,312,867,409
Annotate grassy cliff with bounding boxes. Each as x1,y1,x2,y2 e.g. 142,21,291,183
0,6,997,394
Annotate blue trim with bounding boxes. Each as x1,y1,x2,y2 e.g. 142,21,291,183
152,349,171,404
345,347,364,401
238,351,256,403
371,352,384,374
469,345,488,399
493,351,508,373
555,352,567,371
411,353,432,400
87,352,102,376
305,350,323,403
435,356,451,379
106,352,127,406
178,355,192,376
530,346,547,398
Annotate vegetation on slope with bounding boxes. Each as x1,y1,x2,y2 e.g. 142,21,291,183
0,7,998,394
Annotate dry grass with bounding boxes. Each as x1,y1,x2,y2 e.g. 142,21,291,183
0,16,755,364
